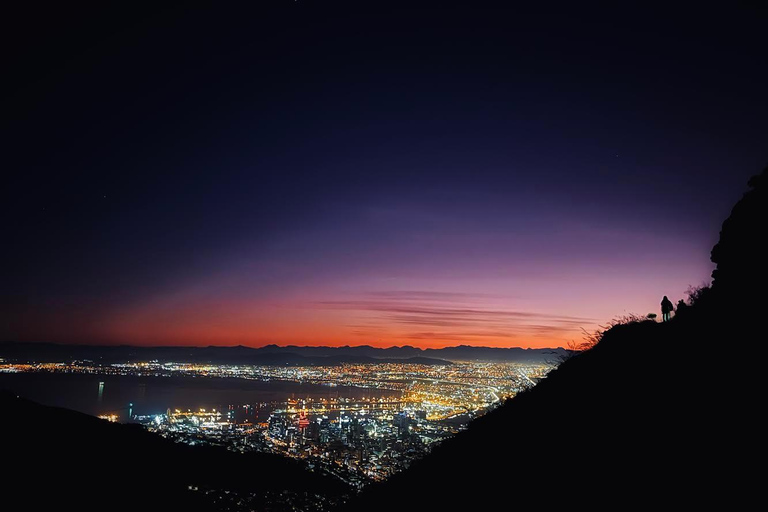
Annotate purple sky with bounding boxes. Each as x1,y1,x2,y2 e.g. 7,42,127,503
2,5,765,348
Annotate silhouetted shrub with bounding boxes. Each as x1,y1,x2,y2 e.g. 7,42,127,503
560,313,649,362
685,284,711,307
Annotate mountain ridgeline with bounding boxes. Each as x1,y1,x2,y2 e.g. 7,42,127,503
343,166,767,510
0,342,566,365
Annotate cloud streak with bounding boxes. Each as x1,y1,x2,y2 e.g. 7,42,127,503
312,290,594,345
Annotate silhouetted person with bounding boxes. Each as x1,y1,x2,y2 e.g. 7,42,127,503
675,299,688,317
661,296,674,321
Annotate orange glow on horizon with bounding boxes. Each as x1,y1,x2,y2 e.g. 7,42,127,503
14,280,692,350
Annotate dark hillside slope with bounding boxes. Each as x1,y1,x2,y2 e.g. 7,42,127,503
346,168,768,510
0,392,347,511
348,320,715,509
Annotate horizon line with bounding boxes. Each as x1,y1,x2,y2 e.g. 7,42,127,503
0,340,567,351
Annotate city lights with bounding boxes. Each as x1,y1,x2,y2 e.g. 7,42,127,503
1,358,552,486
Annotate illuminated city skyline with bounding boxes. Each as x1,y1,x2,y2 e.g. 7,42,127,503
1,355,551,485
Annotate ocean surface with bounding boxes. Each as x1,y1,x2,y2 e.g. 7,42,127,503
0,372,400,420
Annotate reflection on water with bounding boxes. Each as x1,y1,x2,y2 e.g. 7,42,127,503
0,372,400,421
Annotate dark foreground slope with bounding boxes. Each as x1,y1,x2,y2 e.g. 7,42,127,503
346,319,723,509
0,392,347,511
345,169,767,510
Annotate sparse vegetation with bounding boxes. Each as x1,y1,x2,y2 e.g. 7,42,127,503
559,313,650,363
685,284,711,307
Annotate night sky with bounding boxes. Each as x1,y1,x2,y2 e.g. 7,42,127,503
3,3,766,348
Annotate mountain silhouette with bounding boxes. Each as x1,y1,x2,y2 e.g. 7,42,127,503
0,342,565,365
342,166,767,510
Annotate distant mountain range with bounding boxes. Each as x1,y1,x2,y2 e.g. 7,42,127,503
0,342,566,365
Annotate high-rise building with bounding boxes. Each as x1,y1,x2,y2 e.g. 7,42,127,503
298,410,310,430
395,412,410,439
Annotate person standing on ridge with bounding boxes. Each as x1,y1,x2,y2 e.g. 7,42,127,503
661,296,674,322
